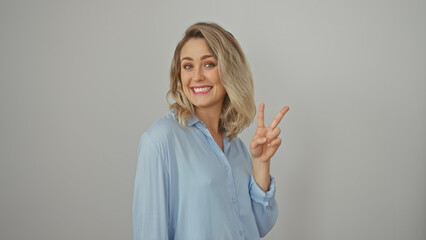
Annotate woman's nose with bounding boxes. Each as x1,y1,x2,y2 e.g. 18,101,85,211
193,66,204,81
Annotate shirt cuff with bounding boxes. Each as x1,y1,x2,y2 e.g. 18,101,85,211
249,175,276,207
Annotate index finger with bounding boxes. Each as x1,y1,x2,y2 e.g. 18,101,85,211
269,106,290,129
257,103,265,128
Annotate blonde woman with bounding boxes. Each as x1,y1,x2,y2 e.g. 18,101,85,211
133,22,289,240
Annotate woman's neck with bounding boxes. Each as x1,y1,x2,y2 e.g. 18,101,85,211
195,106,222,135
195,106,224,151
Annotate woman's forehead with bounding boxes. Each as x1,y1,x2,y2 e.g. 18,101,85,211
180,38,213,60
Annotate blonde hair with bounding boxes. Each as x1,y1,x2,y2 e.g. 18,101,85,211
166,22,256,141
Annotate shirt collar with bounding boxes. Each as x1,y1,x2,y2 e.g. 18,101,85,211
185,114,202,127
184,113,228,135
170,109,202,127
175,111,231,153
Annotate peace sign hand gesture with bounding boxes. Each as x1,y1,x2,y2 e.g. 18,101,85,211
250,103,290,163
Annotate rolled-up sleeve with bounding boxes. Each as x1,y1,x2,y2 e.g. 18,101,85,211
133,134,170,240
249,175,278,237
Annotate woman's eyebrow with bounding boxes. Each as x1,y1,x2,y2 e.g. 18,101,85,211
181,56,193,61
201,55,214,60
181,55,214,62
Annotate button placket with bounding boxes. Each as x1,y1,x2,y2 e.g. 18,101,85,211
195,123,244,238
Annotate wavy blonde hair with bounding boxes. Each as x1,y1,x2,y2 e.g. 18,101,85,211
166,22,256,141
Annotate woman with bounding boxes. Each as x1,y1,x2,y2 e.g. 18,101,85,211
133,22,289,240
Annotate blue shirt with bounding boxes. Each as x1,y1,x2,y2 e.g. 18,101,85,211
133,112,278,240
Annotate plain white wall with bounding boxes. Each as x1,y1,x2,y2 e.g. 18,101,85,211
1,0,425,239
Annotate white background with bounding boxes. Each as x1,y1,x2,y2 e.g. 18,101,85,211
1,0,425,239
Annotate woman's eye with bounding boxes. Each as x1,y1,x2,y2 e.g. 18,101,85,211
183,64,192,70
205,62,216,68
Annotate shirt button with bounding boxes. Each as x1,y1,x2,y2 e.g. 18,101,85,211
239,230,243,236
232,198,236,204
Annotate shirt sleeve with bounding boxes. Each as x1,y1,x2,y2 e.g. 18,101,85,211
249,174,279,238
133,134,170,240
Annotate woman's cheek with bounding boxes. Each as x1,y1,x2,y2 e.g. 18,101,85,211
180,72,190,85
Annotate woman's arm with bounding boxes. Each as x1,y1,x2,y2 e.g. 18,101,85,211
133,134,170,240
248,103,289,237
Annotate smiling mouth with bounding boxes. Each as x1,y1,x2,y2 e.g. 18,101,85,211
191,86,212,94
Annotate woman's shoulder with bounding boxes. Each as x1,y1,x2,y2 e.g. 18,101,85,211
142,111,183,146
228,135,251,161
229,135,245,148
148,111,180,130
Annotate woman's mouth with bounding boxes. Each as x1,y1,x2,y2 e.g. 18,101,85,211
191,86,212,95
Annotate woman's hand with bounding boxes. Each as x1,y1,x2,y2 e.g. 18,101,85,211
250,103,289,192
250,103,289,163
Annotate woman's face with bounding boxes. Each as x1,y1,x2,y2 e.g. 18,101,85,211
180,38,226,113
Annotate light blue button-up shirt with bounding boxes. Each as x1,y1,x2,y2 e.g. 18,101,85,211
133,112,278,240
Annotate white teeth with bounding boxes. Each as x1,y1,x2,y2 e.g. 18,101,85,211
193,87,212,93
